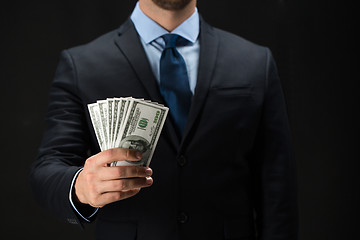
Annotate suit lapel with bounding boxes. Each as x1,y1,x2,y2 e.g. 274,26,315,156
114,19,163,103
114,19,180,149
180,19,219,150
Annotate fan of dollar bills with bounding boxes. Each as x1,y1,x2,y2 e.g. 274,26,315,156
88,97,169,167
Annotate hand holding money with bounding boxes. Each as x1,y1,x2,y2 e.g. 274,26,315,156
74,148,153,208
74,97,168,207
88,97,169,167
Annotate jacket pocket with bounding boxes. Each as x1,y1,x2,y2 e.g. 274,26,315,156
209,86,251,97
96,219,137,240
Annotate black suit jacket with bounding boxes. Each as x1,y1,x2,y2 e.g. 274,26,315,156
30,18,298,240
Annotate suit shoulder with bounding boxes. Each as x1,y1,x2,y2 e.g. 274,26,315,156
65,28,119,57
213,27,269,56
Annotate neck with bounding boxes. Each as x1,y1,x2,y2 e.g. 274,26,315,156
139,0,196,32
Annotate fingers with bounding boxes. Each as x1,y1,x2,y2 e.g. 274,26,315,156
99,166,153,181
76,148,153,208
86,177,153,208
93,148,142,167
76,173,153,208
99,177,153,193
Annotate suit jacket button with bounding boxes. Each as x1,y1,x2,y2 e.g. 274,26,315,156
67,218,78,224
177,155,187,167
177,212,188,224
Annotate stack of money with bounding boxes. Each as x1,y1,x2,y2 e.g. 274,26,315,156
88,97,169,167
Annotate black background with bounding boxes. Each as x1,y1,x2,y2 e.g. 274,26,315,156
1,0,358,239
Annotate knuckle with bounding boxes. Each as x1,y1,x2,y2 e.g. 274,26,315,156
116,148,129,158
104,148,115,159
85,173,96,184
87,180,100,195
88,186,98,198
118,180,127,190
124,148,131,159
136,167,143,177
113,180,124,191
85,156,95,167
117,167,125,177
111,192,122,202
88,197,99,208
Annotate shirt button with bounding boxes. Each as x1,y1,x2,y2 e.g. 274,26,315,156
177,155,187,167
177,212,188,224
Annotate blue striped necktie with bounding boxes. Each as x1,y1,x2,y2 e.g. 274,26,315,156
159,34,192,137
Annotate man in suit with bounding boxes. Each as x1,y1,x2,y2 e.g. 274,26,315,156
30,0,298,239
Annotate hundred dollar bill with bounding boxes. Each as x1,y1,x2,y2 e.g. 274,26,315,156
112,98,128,148
97,100,109,150
110,98,120,148
111,98,168,167
107,98,114,148
88,103,106,151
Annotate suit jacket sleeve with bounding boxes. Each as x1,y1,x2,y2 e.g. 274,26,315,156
29,50,95,226
251,49,298,239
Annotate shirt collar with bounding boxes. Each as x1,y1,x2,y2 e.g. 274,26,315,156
130,1,199,44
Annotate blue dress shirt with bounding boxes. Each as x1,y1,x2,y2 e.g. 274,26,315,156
130,1,200,94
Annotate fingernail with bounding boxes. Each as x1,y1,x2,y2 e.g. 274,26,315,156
145,168,152,176
146,177,153,185
135,151,142,159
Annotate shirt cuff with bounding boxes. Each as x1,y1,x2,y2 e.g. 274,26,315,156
69,168,99,222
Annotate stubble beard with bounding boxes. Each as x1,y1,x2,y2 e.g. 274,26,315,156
151,0,193,11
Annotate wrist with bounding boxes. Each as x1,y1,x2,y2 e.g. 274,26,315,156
73,170,87,205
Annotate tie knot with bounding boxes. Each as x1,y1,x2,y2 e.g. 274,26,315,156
162,34,189,49
162,34,179,49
